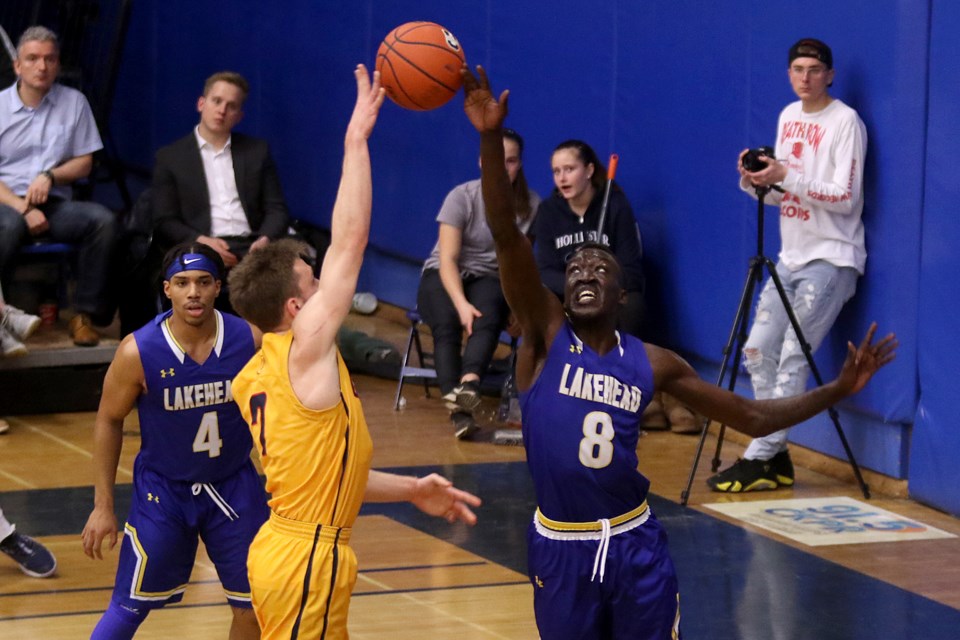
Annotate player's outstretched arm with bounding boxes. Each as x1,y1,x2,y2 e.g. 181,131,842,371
461,64,563,347
653,323,897,438
295,64,385,359
364,470,481,525
832,322,898,395
81,336,145,559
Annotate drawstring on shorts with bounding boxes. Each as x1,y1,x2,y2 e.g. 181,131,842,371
591,518,612,583
192,483,239,521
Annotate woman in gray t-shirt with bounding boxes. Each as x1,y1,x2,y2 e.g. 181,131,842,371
417,129,539,440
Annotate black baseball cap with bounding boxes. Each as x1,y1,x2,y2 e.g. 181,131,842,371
789,38,833,69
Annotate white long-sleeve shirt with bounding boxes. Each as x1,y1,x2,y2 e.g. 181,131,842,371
742,98,868,274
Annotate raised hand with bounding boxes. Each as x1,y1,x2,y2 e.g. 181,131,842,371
461,65,509,133
835,322,898,396
346,64,386,142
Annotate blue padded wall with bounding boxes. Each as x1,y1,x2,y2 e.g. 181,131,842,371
911,0,960,514
106,1,957,512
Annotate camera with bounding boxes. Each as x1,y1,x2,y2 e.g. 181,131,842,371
741,146,775,173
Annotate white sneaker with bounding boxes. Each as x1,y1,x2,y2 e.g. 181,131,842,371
351,292,378,315
1,306,41,341
441,390,459,411
0,326,27,357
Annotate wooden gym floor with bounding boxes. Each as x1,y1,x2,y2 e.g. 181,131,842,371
1,306,959,638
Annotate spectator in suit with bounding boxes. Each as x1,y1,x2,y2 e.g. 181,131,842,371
0,26,119,346
151,71,290,275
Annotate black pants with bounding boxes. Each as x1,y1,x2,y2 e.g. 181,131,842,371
416,268,509,395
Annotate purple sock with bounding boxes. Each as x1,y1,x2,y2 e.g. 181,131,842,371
90,601,148,640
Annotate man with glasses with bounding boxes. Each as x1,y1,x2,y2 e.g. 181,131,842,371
708,38,869,493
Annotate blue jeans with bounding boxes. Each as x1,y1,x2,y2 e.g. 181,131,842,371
0,200,119,320
416,268,509,395
742,260,859,460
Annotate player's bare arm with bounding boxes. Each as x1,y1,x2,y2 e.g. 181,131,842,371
651,323,897,438
81,335,146,559
364,470,481,525
289,64,384,407
462,64,564,385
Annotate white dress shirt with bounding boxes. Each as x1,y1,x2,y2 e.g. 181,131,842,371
194,126,251,237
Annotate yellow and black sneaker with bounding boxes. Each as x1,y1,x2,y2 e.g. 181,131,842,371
706,457,781,493
769,450,795,487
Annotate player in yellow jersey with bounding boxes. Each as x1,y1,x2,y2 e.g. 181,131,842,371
228,65,481,639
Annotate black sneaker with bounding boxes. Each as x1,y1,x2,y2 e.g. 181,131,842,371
770,450,795,487
452,411,480,441
0,532,57,578
455,381,482,413
706,457,780,493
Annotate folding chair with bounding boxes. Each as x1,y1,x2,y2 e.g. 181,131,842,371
393,309,437,410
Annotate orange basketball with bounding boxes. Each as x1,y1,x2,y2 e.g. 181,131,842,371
376,22,466,111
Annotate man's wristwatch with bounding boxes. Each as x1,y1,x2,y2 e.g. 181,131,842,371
41,169,55,185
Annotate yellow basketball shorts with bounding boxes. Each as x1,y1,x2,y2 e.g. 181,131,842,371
248,512,357,639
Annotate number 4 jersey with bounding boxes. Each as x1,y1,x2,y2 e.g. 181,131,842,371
134,310,257,483
519,321,655,522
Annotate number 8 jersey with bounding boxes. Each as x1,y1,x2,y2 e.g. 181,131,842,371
519,321,655,522
134,310,257,483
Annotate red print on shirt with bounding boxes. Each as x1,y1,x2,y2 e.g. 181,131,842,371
792,142,804,159
780,120,827,153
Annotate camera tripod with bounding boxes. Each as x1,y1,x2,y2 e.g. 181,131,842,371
679,185,869,506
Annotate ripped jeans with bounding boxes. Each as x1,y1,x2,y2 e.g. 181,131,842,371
742,260,859,460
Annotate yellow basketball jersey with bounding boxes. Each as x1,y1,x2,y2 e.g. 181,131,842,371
233,332,374,637
232,331,373,526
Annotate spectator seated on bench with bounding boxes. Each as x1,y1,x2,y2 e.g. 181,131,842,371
0,26,119,347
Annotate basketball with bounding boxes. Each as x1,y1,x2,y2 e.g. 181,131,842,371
376,21,466,111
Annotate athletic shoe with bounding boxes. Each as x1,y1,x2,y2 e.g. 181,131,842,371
452,411,480,441
0,326,27,357
706,457,781,493
0,532,57,578
0,419,9,435
1,306,41,341
351,292,378,315
441,390,459,412
770,450,795,487
455,380,482,413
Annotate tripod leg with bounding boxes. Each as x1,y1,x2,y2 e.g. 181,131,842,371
680,259,762,506
710,261,765,470
762,258,870,499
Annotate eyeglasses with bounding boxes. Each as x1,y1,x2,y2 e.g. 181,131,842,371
790,65,828,78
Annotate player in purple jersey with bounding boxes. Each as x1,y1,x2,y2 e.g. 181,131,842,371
460,65,898,640
81,242,266,640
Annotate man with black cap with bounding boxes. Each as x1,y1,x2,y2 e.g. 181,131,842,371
708,38,868,493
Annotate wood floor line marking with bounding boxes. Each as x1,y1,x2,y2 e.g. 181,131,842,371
8,417,133,479
0,467,36,489
0,581,529,624
394,585,518,640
